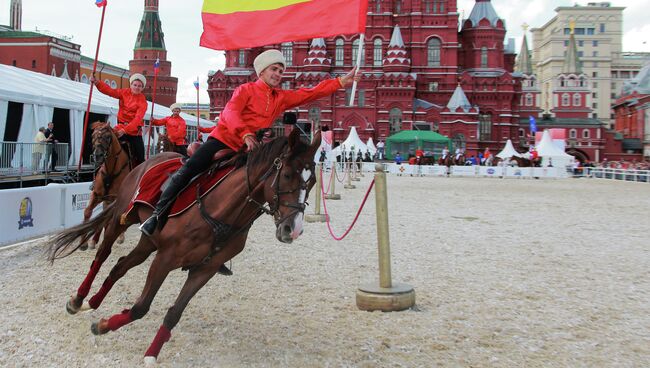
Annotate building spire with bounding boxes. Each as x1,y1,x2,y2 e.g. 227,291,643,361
515,23,533,74
303,38,331,71
10,0,22,31
562,20,582,74
383,25,410,71
134,0,165,50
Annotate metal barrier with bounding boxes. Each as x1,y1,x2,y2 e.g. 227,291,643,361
0,141,70,184
575,167,650,183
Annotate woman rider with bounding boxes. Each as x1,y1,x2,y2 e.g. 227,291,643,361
151,103,188,156
91,73,148,166
140,49,359,236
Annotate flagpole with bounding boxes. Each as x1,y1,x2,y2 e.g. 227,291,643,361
78,2,107,173
196,77,200,130
348,33,364,106
145,58,160,160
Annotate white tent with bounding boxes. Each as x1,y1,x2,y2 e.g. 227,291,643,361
0,64,214,166
329,127,368,161
536,129,574,167
366,137,377,156
496,139,524,159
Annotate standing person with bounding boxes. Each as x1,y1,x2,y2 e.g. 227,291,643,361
376,139,385,160
395,151,403,165
140,49,360,236
44,122,58,171
91,73,148,166
151,103,188,156
32,127,46,173
415,147,424,165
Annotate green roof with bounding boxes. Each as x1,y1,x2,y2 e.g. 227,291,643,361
521,117,604,126
386,130,451,144
0,30,47,38
134,11,166,50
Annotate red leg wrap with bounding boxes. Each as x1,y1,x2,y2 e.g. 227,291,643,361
77,260,102,298
87,277,115,309
106,309,133,331
144,325,172,359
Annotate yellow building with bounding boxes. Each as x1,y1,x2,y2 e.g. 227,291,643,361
180,103,211,121
79,55,130,89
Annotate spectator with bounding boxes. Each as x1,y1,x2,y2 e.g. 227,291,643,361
376,140,385,160
395,151,403,165
319,148,327,163
32,127,46,173
44,122,58,171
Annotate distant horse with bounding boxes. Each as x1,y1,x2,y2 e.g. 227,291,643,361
485,155,502,166
508,155,540,167
48,128,320,364
438,154,453,167
453,153,466,166
419,156,436,165
82,122,132,249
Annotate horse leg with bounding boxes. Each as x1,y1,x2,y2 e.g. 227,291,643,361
90,251,173,336
79,193,101,251
66,220,124,315
86,235,156,310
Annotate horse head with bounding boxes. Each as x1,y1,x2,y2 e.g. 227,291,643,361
256,128,320,244
91,121,114,168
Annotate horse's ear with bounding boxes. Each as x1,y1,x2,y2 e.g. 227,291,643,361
309,130,322,155
288,126,301,151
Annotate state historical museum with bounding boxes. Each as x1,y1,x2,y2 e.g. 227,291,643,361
207,0,522,156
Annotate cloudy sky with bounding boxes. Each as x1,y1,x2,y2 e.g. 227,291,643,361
1,0,648,104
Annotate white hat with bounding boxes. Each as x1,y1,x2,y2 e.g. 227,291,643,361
129,73,147,87
169,103,182,111
253,50,286,76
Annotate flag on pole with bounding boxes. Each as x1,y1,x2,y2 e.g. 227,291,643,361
529,116,537,134
200,0,368,50
193,78,200,90
153,58,160,75
95,0,107,7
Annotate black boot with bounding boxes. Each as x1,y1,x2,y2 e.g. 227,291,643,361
140,166,194,236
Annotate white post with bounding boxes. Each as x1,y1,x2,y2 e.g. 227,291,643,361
349,34,364,106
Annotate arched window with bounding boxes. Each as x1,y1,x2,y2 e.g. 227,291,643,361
110,80,117,88
479,113,492,141
373,38,382,66
582,129,590,138
352,38,364,66
375,0,381,13
569,129,577,138
394,0,401,14
519,128,525,137
308,106,321,129
81,74,88,84
389,108,402,134
525,93,533,106
562,93,570,106
281,42,293,66
573,93,582,106
480,47,488,67
452,133,466,150
238,50,246,67
335,38,344,66
427,38,441,67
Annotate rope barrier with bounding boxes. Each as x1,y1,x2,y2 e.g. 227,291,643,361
320,168,374,241
335,162,347,183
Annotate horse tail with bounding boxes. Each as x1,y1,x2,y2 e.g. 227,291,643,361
47,201,117,262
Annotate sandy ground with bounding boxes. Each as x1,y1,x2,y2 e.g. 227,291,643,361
0,174,649,368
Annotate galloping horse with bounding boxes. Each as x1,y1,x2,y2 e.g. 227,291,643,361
453,153,466,166
82,122,133,249
438,154,453,167
48,128,319,364
509,155,539,167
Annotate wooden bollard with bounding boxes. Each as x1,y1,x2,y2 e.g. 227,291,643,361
344,162,356,189
324,162,341,200
305,163,327,223
356,164,415,312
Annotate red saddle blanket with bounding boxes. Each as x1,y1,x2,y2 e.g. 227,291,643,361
125,158,234,218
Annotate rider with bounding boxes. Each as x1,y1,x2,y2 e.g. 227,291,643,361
441,146,449,159
91,73,148,166
415,147,424,165
140,49,359,236
151,103,188,156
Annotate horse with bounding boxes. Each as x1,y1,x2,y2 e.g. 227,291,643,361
419,156,436,165
437,154,453,167
453,153,466,166
48,127,320,364
82,122,133,249
508,155,540,167
485,155,502,167
155,133,175,154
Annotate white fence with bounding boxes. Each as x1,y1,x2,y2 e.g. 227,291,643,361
576,167,650,183
0,182,100,246
352,163,569,179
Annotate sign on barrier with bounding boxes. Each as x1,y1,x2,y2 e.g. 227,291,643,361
421,165,448,176
504,167,532,177
62,182,102,228
478,166,504,177
451,165,477,176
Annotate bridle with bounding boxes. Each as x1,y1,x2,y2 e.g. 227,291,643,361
92,126,129,194
245,151,315,226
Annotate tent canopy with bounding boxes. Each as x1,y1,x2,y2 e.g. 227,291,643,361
385,130,451,159
330,126,368,160
496,139,524,159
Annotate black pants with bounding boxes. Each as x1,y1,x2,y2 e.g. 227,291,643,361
174,145,188,157
119,134,144,165
182,138,229,178
46,144,58,170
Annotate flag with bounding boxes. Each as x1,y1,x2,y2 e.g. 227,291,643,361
200,0,369,50
193,79,200,90
95,0,107,7
153,58,160,75
529,116,537,134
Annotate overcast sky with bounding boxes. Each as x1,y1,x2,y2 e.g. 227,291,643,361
1,0,648,104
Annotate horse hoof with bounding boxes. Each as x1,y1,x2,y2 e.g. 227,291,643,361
88,240,96,250
79,301,93,312
91,320,107,335
144,356,157,366
66,298,81,315
79,243,88,251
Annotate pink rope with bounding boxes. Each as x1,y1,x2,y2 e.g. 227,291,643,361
320,169,374,241
335,163,347,183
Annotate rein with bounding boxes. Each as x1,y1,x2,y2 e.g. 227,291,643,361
94,128,129,197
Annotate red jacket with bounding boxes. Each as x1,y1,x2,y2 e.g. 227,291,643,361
197,125,216,134
209,78,342,150
152,115,187,145
95,80,148,136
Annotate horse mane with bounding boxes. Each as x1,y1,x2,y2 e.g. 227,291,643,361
91,121,109,130
234,135,310,169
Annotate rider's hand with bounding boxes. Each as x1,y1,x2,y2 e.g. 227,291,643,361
339,67,360,88
243,134,259,152
89,75,97,85
115,129,125,138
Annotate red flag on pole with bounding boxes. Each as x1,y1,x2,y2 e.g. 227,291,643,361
200,0,368,50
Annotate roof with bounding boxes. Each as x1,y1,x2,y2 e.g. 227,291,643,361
134,10,166,50
466,0,503,27
563,32,582,74
515,34,533,74
388,25,405,47
447,85,473,112
385,130,451,144
621,61,650,96
0,30,48,38
521,117,604,127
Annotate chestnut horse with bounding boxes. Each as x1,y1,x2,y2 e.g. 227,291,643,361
82,122,134,249
509,155,539,167
438,154,453,167
48,128,319,364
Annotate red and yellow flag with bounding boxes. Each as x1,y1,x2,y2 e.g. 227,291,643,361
200,0,368,50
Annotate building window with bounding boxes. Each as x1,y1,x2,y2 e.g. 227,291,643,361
592,102,598,108
452,133,466,150
562,93,570,106
592,81,597,88
592,71,598,78
593,40,598,47
427,38,441,67
389,108,402,134
525,93,533,106
570,129,577,138
111,80,117,88
394,0,401,14
593,51,598,57
308,106,321,128
335,38,344,66
582,129,590,139
480,47,488,68
281,42,293,66
578,40,584,47
352,38,364,66
479,113,492,141
592,92,597,98
600,23,605,33
587,28,595,35
573,93,581,106
428,82,439,91
238,50,246,67
373,38,382,66
578,51,584,58
32,60,36,68
358,90,365,107
282,81,291,90
519,128,525,137
81,74,88,84
564,40,569,47
574,28,585,35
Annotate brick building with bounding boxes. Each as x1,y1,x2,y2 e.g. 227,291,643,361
612,62,650,158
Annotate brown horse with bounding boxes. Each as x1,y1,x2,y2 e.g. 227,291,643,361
437,154,453,167
453,153,466,166
508,155,539,167
82,122,133,249
48,128,320,364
